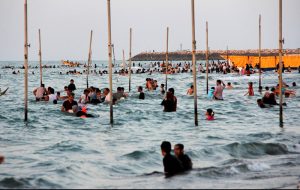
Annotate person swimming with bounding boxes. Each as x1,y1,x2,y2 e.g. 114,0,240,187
226,82,233,89
257,99,267,108
206,108,215,120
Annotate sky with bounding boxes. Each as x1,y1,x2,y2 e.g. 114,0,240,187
0,0,299,61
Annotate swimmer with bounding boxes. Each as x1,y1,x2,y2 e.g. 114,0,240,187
258,86,263,94
161,141,184,177
257,99,266,108
174,144,192,171
186,85,194,95
244,82,254,96
226,82,234,89
206,108,215,120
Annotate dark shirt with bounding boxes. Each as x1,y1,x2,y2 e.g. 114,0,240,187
268,93,278,105
139,92,145,100
63,100,78,111
178,154,193,171
68,83,76,92
163,153,184,176
161,98,177,112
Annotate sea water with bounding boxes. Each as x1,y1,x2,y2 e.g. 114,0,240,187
0,61,299,189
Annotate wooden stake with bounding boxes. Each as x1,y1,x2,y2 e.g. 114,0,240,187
191,0,198,126
24,0,29,121
165,27,169,92
259,15,262,87
107,0,113,125
122,49,125,70
38,29,42,86
206,21,209,94
87,30,93,89
278,0,283,127
129,28,132,92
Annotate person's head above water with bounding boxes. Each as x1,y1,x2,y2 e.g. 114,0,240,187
174,144,184,157
138,86,143,92
70,79,74,84
41,84,45,88
161,141,172,156
216,80,222,85
265,86,269,91
206,108,214,116
168,88,175,95
227,82,231,86
271,87,276,92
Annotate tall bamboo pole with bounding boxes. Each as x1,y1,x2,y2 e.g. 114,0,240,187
122,49,125,70
258,15,262,88
38,29,42,86
107,0,113,125
165,27,169,92
278,0,283,127
129,28,132,92
24,0,29,121
206,21,209,94
226,45,229,64
191,0,198,126
87,30,93,89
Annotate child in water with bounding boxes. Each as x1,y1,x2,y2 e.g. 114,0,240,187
208,87,215,99
206,109,215,120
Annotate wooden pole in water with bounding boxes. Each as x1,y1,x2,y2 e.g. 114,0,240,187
191,0,198,126
258,15,262,88
24,0,29,122
87,30,93,89
206,21,209,94
278,0,283,128
165,27,169,92
122,49,125,70
38,29,43,86
129,28,132,92
107,0,113,125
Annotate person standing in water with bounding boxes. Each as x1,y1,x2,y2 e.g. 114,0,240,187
61,93,78,113
245,82,254,96
214,80,225,100
68,79,76,92
161,141,184,177
186,85,194,95
33,83,46,101
174,144,193,171
138,86,145,100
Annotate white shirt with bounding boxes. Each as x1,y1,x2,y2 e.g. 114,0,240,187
48,94,57,102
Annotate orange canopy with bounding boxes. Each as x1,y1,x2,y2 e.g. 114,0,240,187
221,55,300,69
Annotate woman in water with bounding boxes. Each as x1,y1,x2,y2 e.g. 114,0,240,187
206,109,215,120
161,92,177,112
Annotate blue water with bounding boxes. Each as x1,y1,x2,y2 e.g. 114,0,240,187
0,61,299,189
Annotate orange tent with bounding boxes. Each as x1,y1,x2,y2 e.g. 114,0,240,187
221,55,300,69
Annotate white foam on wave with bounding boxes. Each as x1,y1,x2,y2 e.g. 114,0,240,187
247,162,271,172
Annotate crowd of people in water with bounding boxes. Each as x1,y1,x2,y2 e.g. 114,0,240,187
3,61,300,77
1,61,299,177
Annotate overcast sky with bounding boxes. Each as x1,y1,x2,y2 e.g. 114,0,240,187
0,0,299,61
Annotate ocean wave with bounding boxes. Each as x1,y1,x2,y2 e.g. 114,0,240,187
223,142,289,158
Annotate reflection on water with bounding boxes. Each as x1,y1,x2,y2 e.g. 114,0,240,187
0,61,299,189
